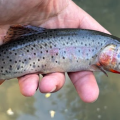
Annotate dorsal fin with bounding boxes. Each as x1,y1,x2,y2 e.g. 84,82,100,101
3,25,46,44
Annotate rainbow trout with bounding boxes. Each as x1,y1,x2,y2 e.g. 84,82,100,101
0,25,120,80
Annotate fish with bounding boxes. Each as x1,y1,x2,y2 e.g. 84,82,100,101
0,25,120,80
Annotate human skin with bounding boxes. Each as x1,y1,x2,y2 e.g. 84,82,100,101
0,0,110,102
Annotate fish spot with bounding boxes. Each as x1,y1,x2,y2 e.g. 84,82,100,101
4,51,6,54
41,51,43,54
45,43,47,46
17,67,20,70
27,50,29,52
64,51,66,53
89,61,92,65
0,49,4,52
15,53,17,55
38,59,40,61
33,65,36,68
56,61,58,63
29,58,31,60
10,65,12,68
9,59,12,62
43,57,45,59
9,52,12,54
51,56,54,58
15,61,17,63
63,57,65,59
31,48,34,50
34,53,36,55
61,37,63,39
46,50,48,53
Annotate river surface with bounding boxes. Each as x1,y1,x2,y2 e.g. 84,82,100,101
0,0,120,120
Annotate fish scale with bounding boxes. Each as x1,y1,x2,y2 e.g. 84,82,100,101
0,26,120,80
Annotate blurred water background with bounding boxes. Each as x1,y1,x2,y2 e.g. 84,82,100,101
0,0,120,120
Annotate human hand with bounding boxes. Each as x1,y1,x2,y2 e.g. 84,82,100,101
0,0,110,102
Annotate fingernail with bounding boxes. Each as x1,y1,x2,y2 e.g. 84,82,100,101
50,86,56,93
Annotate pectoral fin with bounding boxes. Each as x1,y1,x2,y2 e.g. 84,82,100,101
90,64,108,77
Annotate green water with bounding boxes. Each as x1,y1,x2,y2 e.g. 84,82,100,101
0,0,120,120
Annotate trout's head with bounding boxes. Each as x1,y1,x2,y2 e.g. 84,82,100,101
99,44,120,74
